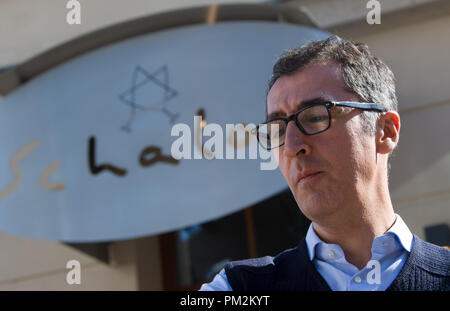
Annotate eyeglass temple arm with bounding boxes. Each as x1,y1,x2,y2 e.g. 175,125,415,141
329,101,387,112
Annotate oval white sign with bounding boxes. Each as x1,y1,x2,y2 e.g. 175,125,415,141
0,21,329,242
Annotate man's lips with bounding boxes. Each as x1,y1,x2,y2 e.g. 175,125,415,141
296,171,323,184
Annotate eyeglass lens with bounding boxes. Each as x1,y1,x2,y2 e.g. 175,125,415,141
258,104,330,149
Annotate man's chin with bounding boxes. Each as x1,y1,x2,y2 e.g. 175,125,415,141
294,189,333,216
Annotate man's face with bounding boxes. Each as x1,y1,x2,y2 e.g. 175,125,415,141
267,62,378,222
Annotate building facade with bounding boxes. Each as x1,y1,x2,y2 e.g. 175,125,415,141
0,0,449,290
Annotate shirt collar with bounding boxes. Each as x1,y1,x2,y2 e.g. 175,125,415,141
385,214,413,252
305,213,413,261
305,223,322,261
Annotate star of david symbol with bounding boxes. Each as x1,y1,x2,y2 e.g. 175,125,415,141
119,65,179,132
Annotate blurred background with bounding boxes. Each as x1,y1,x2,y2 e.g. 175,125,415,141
0,0,449,290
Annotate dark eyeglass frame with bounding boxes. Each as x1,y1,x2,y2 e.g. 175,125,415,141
256,101,387,150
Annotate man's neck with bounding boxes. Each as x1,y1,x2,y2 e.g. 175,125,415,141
311,201,396,270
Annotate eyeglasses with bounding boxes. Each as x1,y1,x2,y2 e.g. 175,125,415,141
254,101,386,150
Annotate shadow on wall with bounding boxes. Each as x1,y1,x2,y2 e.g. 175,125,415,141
389,102,450,199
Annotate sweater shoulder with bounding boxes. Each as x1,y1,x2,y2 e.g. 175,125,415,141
224,242,307,290
224,245,301,275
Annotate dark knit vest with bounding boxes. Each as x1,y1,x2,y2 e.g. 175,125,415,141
224,235,450,291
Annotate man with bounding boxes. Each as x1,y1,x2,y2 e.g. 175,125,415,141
200,35,450,291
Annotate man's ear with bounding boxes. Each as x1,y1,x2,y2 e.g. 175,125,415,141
376,111,400,154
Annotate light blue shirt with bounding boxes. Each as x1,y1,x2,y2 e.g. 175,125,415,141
199,214,413,291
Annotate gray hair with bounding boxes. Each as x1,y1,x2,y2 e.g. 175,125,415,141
267,35,399,172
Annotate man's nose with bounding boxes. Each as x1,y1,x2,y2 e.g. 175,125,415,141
283,121,311,157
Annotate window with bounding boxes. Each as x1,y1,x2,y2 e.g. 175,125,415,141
159,188,311,290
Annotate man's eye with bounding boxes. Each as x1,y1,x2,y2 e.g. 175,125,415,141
269,128,284,142
308,116,327,122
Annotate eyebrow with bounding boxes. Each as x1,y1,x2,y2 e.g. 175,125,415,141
267,97,329,121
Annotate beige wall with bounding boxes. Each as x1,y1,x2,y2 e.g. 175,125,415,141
0,0,264,68
0,0,441,68
0,232,163,290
